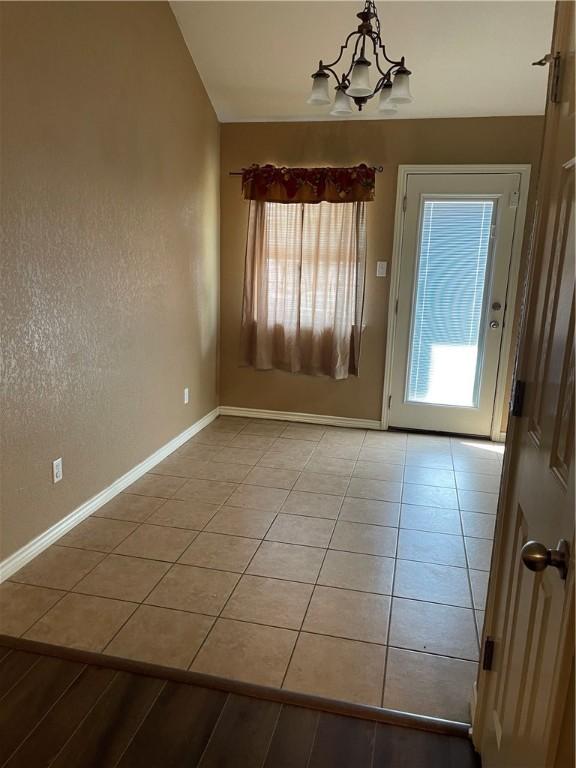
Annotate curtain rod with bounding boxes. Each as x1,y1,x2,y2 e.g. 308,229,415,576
228,165,384,176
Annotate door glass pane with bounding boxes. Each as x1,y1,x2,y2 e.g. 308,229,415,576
406,199,495,407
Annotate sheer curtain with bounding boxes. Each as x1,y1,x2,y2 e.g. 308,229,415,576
240,200,366,379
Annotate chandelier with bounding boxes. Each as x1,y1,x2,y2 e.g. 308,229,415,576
306,0,413,116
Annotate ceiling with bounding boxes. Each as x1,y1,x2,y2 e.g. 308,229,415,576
171,1,555,123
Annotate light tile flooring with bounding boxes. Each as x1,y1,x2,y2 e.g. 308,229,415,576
1,417,504,722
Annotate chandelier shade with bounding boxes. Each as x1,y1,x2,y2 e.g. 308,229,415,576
331,88,354,116
307,71,331,105
378,83,398,114
347,58,372,98
389,69,413,103
306,0,413,115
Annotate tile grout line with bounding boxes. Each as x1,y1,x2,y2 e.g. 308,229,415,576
184,424,313,675
12,537,491,653
99,548,186,658
452,439,485,649
16,514,149,644
186,423,337,676
274,424,339,690
132,477,249,670
10,543,493,595
8,603,484,665
37,479,231,654
14,579,485,624
278,426,361,691
36,472,235,658
379,438,408,709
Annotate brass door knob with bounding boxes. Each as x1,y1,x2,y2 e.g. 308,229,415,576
521,539,570,580
490,320,500,329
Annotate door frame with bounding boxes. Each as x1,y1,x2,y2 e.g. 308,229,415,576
381,164,532,441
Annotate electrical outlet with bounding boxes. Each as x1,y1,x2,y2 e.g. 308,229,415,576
184,387,189,405
52,457,63,484
376,261,388,277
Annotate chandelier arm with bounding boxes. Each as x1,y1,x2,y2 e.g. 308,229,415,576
322,29,362,71
367,31,402,69
320,65,344,88
343,34,365,80
373,75,388,94
372,52,395,80
374,56,402,81
379,47,404,68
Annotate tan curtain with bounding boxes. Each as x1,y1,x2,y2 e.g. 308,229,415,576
240,200,367,379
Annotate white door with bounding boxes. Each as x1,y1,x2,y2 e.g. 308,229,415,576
389,172,523,435
474,2,574,765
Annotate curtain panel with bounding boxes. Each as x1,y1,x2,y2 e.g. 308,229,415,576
240,200,367,379
241,164,375,204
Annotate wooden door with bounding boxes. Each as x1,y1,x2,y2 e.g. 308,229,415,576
473,3,575,767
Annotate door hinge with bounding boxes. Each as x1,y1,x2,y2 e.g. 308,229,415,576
402,195,407,213
394,298,398,315
550,52,562,103
532,52,562,103
388,395,392,408
482,637,495,671
511,379,526,417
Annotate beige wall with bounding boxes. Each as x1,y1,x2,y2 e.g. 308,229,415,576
220,117,543,424
0,2,220,560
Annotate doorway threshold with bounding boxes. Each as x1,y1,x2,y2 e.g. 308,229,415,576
0,633,471,738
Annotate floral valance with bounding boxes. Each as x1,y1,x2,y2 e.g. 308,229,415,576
241,164,376,204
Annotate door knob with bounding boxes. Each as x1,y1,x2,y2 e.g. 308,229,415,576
521,539,570,580
490,320,500,329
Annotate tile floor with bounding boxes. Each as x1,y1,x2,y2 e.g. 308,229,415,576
1,417,504,722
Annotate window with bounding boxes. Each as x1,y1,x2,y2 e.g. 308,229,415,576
240,200,366,379
406,199,495,407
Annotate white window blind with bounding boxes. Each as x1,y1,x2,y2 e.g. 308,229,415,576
407,199,495,407
261,201,357,331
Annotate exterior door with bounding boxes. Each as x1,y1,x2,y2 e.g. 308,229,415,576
474,3,575,767
389,172,524,436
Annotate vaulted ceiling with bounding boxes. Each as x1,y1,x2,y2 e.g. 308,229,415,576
171,1,555,123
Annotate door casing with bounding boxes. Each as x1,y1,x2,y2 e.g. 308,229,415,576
381,164,531,441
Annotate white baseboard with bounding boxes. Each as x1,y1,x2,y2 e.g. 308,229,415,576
0,407,219,583
218,405,382,431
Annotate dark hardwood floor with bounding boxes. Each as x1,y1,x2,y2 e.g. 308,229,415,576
0,638,481,767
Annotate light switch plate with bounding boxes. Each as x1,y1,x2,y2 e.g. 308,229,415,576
52,457,63,484
376,261,387,277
